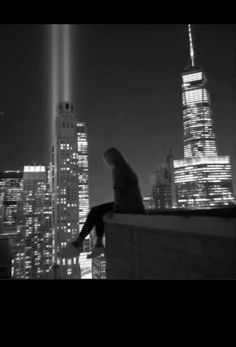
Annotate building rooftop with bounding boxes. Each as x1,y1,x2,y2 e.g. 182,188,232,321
104,207,236,279
145,206,236,218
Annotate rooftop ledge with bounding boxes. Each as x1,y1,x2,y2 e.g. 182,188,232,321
104,207,236,279
0,207,235,280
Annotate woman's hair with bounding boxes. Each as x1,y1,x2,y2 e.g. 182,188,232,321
104,147,127,167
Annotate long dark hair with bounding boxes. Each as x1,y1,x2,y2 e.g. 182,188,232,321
104,147,137,180
104,147,127,167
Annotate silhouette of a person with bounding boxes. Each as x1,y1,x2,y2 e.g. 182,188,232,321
62,147,145,259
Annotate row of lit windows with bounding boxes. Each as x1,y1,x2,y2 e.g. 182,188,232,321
182,72,203,83
183,88,208,105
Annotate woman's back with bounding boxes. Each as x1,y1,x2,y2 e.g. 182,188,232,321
112,162,145,214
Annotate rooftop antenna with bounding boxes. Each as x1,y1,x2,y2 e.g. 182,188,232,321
188,24,195,68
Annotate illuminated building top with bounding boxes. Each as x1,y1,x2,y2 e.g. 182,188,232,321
173,25,235,208
182,26,217,160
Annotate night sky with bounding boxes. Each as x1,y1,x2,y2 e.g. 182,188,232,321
0,24,235,206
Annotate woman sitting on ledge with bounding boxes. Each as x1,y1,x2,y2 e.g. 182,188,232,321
62,147,145,259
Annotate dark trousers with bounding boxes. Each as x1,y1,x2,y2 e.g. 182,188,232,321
79,202,114,239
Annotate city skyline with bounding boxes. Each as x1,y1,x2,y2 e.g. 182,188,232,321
0,24,235,206
0,23,236,281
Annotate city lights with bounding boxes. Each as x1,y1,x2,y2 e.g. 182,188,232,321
0,24,235,280
173,25,234,209
11,167,52,278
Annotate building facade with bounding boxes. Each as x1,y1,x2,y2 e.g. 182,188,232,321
76,122,92,278
0,171,23,234
92,254,106,279
0,171,24,277
52,101,81,279
173,25,234,208
77,122,90,251
12,165,53,279
79,252,92,279
152,152,176,209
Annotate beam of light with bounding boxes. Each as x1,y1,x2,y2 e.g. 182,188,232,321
63,24,71,101
50,24,72,140
51,24,59,139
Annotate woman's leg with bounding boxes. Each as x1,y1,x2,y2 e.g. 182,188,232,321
94,202,114,245
73,202,114,248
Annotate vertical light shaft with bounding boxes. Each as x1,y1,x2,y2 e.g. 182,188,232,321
63,24,71,101
188,24,195,67
51,24,72,139
51,25,59,139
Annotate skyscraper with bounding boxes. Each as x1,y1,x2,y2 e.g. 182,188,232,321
77,122,90,250
52,101,81,279
13,165,53,279
152,152,176,209
77,122,92,278
173,25,235,208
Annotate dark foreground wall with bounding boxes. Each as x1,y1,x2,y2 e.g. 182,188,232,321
104,208,236,279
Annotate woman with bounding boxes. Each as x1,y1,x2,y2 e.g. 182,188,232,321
62,147,145,259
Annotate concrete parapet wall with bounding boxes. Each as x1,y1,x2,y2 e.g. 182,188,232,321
104,210,236,279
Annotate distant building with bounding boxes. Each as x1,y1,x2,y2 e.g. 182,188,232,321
0,171,23,234
0,171,24,277
92,254,106,279
76,122,92,277
77,122,90,252
12,165,52,279
143,196,155,210
91,231,106,279
173,25,234,208
151,152,176,209
79,252,92,279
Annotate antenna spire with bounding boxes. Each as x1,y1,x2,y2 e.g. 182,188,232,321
188,24,195,67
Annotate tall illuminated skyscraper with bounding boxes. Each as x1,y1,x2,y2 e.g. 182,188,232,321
174,25,234,208
52,101,81,279
76,122,92,279
52,103,92,279
76,122,90,249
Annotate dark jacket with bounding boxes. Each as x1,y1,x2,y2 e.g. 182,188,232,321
112,164,145,214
